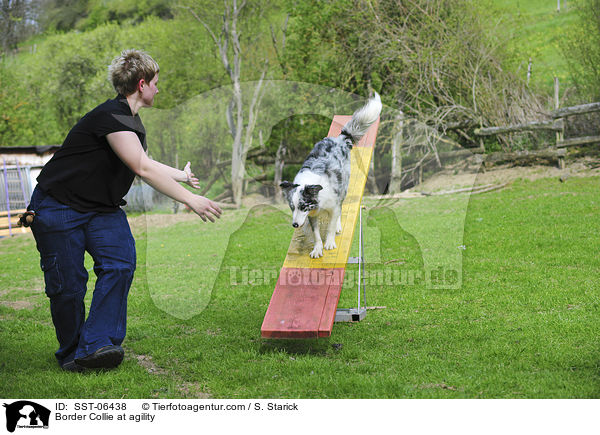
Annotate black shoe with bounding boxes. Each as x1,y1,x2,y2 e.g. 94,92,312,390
75,345,124,369
61,360,86,373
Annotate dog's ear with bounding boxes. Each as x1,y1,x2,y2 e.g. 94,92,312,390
303,184,323,198
280,181,299,202
280,181,299,191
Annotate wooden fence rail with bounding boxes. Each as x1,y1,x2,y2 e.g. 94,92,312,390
557,135,600,148
472,98,600,169
551,102,600,119
474,119,564,136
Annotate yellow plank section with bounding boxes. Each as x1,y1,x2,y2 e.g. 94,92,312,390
283,145,374,269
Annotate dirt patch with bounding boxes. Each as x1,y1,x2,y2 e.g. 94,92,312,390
4,286,44,294
126,349,212,398
0,299,38,310
205,328,221,336
0,285,45,312
176,382,211,399
133,354,169,375
419,383,461,391
127,203,243,232
242,193,279,209
128,212,199,231
412,158,600,194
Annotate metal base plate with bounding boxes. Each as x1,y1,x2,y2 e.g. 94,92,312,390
335,307,367,322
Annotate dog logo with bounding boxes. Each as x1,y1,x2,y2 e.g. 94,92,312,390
3,401,50,433
287,269,303,286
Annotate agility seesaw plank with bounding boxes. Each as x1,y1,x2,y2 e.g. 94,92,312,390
261,115,380,339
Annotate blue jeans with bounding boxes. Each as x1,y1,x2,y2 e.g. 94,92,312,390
29,186,136,366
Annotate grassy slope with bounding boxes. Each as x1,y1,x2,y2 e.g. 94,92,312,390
491,0,578,93
1,175,599,399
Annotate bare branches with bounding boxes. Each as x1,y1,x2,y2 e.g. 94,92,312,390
180,5,233,78
243,58,269,156
183,0,270,207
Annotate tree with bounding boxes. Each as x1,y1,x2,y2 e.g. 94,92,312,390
181,0,271,207
0,0,39,55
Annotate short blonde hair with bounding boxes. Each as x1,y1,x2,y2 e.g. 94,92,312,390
108,49,159,96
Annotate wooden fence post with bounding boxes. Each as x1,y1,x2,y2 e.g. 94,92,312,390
554,77,566,169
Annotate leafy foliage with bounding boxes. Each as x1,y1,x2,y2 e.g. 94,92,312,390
0,65,35,146
0,15,226,147
39,0,173,32
562,0,600,101
38,0,89,32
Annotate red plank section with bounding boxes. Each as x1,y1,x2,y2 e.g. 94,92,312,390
318,268,347,337
261,267,345,338
327,115,379,148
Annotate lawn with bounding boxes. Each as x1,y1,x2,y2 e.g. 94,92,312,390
1,175,599,398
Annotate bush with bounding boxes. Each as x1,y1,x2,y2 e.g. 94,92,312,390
562,0,600,102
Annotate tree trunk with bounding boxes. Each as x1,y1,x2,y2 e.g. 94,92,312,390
231,82,245,207
366,158,378,194
388,111,404,194
273,137,286,203
187,0,266,209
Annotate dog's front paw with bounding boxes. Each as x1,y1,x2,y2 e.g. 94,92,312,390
336,217,342,233
310,242,323,258
324,237,337,251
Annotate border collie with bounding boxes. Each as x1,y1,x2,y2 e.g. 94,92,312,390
281,93,382,258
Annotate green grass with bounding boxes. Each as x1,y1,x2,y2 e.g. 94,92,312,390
1,175,599,398
490,0,579,92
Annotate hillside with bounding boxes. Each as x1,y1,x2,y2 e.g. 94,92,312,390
491,0,578,94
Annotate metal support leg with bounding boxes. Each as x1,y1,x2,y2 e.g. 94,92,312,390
335,206,367,322
2,158,13,237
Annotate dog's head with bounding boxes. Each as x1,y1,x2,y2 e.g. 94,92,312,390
280,181,323,228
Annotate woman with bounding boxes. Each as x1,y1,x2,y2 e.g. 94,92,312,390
29,49,222,371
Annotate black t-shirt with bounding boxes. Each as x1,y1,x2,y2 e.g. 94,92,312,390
37,95,147,213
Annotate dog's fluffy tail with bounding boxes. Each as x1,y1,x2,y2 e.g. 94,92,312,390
341,92,382,143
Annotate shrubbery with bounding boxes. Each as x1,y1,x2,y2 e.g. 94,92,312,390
562,0,600,102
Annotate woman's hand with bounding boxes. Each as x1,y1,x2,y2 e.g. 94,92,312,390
183,161,201,189
186,194,223,223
